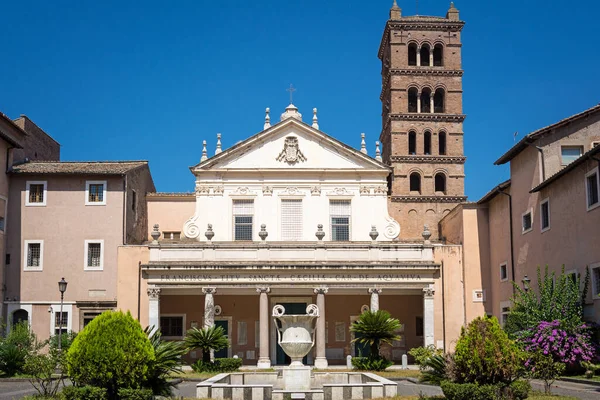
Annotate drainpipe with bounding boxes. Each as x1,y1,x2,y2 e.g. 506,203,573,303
497,189,516,294
137,261,142,320
441,259,446,353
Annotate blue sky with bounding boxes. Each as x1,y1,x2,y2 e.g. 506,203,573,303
1,0,599,200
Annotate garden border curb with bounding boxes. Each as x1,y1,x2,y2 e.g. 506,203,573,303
0,378,31,382
558,377,600,387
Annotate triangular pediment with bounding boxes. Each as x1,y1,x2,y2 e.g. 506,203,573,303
192,118,388,172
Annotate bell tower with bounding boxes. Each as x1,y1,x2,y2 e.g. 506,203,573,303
379,1,467,240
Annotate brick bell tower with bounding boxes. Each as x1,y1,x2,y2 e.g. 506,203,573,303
379,1,467,240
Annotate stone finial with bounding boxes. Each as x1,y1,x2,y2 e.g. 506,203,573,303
312,108,319,129
280,104,302,121
201,140,208,162
151,224,161,243
422,224,432,243
375,141,382,162
259,224,268,241
264,107,271,130
390,0,401,20
369,225,379,241
446,2,459,20
205,224,215,241
215,133,222,155
315,224,325,241
360,133,367,154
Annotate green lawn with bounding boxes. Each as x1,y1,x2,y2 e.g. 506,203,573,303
370,395,577,400
561,374,600,382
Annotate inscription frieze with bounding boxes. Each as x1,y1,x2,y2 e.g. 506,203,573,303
154,272,423,284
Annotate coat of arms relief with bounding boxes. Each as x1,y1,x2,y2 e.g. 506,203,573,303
276,136,306,165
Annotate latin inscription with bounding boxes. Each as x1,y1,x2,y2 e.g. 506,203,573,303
157,273,422,283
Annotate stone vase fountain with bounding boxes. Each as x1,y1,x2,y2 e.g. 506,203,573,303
272,304,319,391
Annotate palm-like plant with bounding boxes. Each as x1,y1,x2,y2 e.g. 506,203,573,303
350,310,401,358
144,327,187,397
185,326,229,363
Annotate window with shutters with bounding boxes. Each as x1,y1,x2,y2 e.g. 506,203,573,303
233,199,254,240
281,199,303,240
84,240,104,270
330,200,351,241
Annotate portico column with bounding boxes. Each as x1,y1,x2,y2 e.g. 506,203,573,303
314,287,328,369
368,288,382,312
423,286,435,347
257,287,271,368
147,286,161,335
202,287,217,328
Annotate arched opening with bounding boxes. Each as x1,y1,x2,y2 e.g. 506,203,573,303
12,309,28,325
408,131,417,154
421,88,431,113
408,43,417,66
410,172,421,193
420,45,430,66
433,44,443,66
424,131,432,155
434,88,445,113
439,131,447,155
408,87,418,113
435,173,446,194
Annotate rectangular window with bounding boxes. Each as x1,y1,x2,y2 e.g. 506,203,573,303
522,209,532,233
24,240,43,271
233,199,254,241
83,312,101,328
163,231,181,240
586,169,599,210
330,200,351,241
84,240,104,270
131,190,137,212
415,316,424,337
86,181,107,205
592,264,600,299
0,216,4,232
26,181,47,206
501,306,510,326
160,316,184,338
540,198,550,232
561,146,583,165
500,263,508,282
281,199,303,240
592,141,600,148
54,312,69,335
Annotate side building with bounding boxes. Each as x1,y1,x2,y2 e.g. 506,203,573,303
441,104,600,324
5,161,155,339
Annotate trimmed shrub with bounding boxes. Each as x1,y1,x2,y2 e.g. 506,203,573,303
66,311,154,399
409,345,443,370
507,380,531,399
0,321,36,376
117,388,153,400
441,380,529,400
61,385,107,400
453,316,524,385
192,357,243,373
351,356,392,371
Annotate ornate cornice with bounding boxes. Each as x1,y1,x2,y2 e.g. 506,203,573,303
391,195,467,203
389,69,463,77
390,114,466,123
391,156,466,164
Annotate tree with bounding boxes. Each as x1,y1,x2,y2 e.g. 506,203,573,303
185,326,229,363
505,265,589,339
66,311,155,399
350,310,401,359
526,351,565,395
143,326,186,397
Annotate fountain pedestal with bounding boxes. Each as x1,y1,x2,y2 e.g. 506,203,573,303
272,304,319,392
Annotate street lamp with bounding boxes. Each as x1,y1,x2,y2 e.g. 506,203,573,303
522,275,531,292
58,278,68,353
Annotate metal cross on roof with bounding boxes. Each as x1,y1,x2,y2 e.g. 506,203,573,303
286,84,296,104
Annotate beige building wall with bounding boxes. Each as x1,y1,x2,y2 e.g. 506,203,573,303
146,195,195,241
117,245,150,324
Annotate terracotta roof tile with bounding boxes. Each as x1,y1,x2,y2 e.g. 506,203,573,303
10,161,148,175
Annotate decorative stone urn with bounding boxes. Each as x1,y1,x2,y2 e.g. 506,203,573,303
272,304,319,367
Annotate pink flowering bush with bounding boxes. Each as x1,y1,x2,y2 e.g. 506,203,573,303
525,320,595,368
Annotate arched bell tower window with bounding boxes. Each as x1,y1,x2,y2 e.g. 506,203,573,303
424,131,432,155
433,44,444,66
408,88,418,113
434,89,445,113
410,172,421,193
421,88,432,113
420,44,431,66
439,131,447,155
408,131,417,155
435,173,447,194
408,43,418,66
